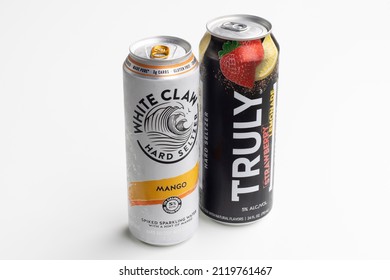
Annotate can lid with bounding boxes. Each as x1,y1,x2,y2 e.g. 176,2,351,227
206,14,272,41
129,36,192,66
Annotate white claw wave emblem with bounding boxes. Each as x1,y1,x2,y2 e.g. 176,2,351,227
144,102,193,152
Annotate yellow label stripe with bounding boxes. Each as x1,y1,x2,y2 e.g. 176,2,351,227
130,187,197,206
129,163,199,206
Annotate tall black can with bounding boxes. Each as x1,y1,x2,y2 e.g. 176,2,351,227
199,15,279,224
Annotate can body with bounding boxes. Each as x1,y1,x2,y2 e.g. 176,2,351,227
123,36,199,245
200,15,279,224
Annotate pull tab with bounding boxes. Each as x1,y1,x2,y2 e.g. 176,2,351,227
150,45,170,59
221,21,248,32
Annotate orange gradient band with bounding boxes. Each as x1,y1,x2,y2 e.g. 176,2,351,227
129,163,199,206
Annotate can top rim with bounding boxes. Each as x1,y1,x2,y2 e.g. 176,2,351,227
206,14,272,41
129,36,193,66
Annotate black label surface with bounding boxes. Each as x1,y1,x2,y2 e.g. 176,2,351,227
200,35,279,223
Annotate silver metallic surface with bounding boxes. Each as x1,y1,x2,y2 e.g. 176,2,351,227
207,14,272,41
128,36,192,66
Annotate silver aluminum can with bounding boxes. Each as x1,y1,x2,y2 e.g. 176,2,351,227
123,36,199,245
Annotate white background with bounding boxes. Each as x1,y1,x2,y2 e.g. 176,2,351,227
1,0,390,260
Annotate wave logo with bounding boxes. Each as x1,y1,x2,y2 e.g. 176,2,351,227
137,101,198,164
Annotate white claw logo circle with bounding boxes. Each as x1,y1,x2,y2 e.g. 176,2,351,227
132,88,198,164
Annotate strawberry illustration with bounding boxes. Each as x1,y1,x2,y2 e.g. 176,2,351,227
218,40,264,88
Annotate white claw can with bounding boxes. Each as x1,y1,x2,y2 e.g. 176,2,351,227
123,36,199,245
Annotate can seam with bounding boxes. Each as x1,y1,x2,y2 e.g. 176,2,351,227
206,14,273,41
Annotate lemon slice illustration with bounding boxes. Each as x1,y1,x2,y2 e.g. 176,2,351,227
255,35,278,80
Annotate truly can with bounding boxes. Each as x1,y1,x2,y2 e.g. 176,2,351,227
199,15,279,224
123,36,199,245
